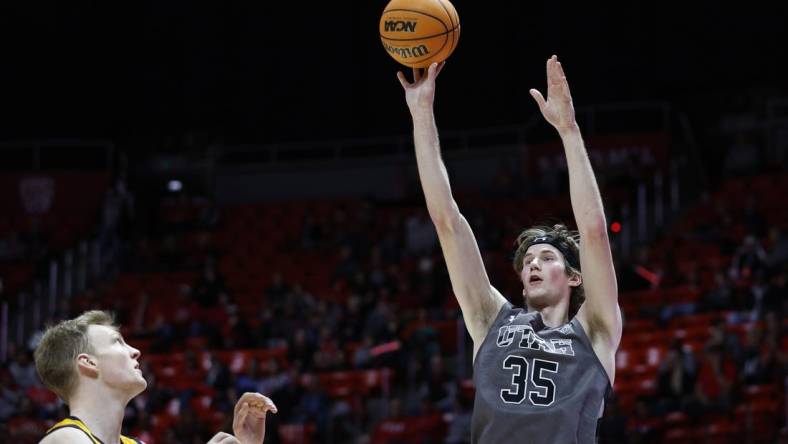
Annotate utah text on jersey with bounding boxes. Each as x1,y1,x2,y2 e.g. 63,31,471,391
496,323,575,356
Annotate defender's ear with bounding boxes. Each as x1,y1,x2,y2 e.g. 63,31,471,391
76,354,99,378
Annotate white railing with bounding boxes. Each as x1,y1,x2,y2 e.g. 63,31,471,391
0,139,115,360
1,238,111,360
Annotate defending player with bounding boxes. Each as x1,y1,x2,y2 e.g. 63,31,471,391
34,310,278,444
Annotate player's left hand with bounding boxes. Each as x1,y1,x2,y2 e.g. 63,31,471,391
232,392,278,444
529,55,579,135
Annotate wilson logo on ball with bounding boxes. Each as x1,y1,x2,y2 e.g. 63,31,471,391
384,20,418,32
383,43,430,59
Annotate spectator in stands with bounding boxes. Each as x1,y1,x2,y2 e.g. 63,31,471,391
287,328,314,371
194,260,227,307
741,196,767,237
405,210,438,257
423,354,456,412
597,395,628,444
294,374,330,437
445,391,473,444
698,271,735,312
729,234,768,281
236,359,265,400
9,350,39,391
742,336,785,386
762,269,786,317
264,272,289,301
706,319,742,363
0,366,21,421
746,273,770,320
693,345,738,414
257,358,290,400
173,407,212,443
765,227,788,270
223,311,255,350
626,397,661,444
205,353,232,392
332,244,359,285
313,325,345,371
8,397,40,443
656,341,696,414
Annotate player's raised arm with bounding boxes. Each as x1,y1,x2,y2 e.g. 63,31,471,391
529,56,622,359
397,63,507,350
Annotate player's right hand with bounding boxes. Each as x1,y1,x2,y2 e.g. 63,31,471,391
207,432,241,444
397,61,445,112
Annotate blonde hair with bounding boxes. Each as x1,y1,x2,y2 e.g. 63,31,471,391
513,224,585,319
33,310,116,402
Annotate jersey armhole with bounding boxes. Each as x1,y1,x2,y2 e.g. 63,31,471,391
472,302,514,366
570,317,614,391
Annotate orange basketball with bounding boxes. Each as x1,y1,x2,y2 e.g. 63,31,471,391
379,0,460,68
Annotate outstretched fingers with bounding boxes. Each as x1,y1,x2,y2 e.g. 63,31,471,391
235,392,278,416
413,67,423,82
529,88,547,110
397,61,446,89
396,71,410,89
429,61,446,79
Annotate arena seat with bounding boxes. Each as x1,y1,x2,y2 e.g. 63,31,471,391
278,423,315,444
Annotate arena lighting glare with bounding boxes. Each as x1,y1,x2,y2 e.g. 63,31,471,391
167,180,183,192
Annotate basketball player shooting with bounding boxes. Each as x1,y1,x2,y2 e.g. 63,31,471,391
34,310,278,444
396,55,621,443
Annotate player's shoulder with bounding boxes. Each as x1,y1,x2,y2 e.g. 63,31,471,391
40,426,96,444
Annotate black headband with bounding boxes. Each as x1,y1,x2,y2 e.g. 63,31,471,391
523,235,581,271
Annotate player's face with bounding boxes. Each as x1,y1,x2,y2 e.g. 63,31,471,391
520,244,576,308
87,325,147,396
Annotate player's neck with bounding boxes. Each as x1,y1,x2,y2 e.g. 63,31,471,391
538,304,568,327
69,385,128,444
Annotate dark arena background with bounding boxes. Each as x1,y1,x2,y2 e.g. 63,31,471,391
1,1,787,443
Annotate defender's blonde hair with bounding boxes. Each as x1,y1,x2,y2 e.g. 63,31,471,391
33,310,116,402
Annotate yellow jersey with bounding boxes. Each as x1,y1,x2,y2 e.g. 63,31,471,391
45,416,141,444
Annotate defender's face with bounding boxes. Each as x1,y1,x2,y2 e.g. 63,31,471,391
520,244,575,308
87,325,147,396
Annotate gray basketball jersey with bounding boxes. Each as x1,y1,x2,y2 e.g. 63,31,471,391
471,303,611,444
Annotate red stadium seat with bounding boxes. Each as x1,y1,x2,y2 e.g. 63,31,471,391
278,423,315,444
705,419,742,443
663,411,688,428
371,413,446,444
662,427,700,444
743,384,776,404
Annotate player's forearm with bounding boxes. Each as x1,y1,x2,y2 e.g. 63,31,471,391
560,125,607,236
411,109,460,223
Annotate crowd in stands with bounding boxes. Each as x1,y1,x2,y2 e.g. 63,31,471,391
1,162,786,443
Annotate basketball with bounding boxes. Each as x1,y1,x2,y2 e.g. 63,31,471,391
379,0,460,68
